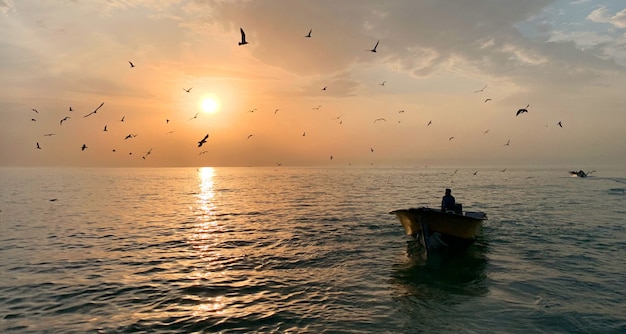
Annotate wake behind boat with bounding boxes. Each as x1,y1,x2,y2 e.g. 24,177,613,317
390,206,487,253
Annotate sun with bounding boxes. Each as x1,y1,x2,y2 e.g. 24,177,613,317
199,95,221,114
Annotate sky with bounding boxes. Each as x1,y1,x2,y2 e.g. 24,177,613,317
1,0,625,168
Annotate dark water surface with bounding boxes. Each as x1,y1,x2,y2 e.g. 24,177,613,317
1,167,625,333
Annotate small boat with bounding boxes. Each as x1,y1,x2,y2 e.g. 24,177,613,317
569,170,595,177
390,206,487,253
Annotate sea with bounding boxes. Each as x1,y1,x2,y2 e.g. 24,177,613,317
1,166,625,333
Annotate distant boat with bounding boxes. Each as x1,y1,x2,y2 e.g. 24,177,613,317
390,206,487,254
569,170,595,177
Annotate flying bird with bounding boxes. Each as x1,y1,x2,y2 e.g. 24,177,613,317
31,118,36,122
120,116,125,122
374,118,386,123
84,102,104,118
81,144,88,151
129,61,135,68
183,87,192,93
189,113,198,120
474,85,487,93
60,116,70,125
36,142,41,149
367,40,379,52
504,140,510,146
558,121,563,128
124,134,134,140
370,147,374,152
484,98,492,103
516,105,529,116
427,120,432,126
398,110,405,113
449,136,455,141
247,134,254,140
322,86,327,91
43,133,55,136
198,134,209,147
69,107,72,111
103,125,108,131
305,29,312,38
379,81,386,86
238,27,248,45
31,108,39,113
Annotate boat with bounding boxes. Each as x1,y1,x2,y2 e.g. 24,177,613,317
569,170,595,177
390,206,487,253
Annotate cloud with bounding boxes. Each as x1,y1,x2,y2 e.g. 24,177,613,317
587,6,626,28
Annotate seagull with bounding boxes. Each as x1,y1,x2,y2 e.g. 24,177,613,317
124,134,134,140
321,86,327,91
370,147,374,152
238,27,248,45
129,61,135,68
473,171,478,175
36,142,41,149
60,116,70,125
379,81,386,86
305,29,312,38
484,129,490,134
31,118,36,122
484,98,492,103
302,132,306,136
332,114,343,120
247,134,254,140
84,102,104,117
103,125,108,131
189,113,198,120
474,85,487,93
81,144,88,151
69,107,73,111
367,40,379,52
558,121,563,128
274,109,279,114
312,105,321,110
374,118,386,123
43,133,55,136
449,136,455,141
198,134,209,147
199,150,208,155
32,108,39,113
398,110,405,113
183,87,192,93
516,104,529,116
504,140,510,146
166,119,170,124
120,116,125,122
427,120,432,126
330,155,333,160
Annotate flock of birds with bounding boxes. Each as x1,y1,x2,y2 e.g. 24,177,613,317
26,26,566,168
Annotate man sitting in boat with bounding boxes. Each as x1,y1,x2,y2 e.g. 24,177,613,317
441,188,456,213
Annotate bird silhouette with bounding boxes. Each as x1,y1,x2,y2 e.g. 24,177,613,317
427,120,432,126
449,136,455,141
558,121,563,128
60,116,70,125
103,125,108,131
36,142,41,149
68,107,72,111
516,105,529,116
84,102,104,117
367,40,379,52
247,134,254,140
81,144,88,151
43,133,55,136
120,116,125,122
189,113,198,120
238,28,248,45
379,81,386,86
484,98,492,103
183,87,192,93
474,85,487,93
374,118,386,123
197,134,209,147
32,108,39,113
305,29,312,38
504,140,510,146
129,61,135,68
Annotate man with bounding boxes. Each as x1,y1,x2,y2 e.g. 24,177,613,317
441,188,456,213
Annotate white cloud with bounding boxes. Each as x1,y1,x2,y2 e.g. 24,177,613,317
0,0,14,15
587,6,626,28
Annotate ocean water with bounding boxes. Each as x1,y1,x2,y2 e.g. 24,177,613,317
1,167,625,333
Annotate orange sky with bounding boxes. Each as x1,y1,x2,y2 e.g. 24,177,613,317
1,1,625,167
